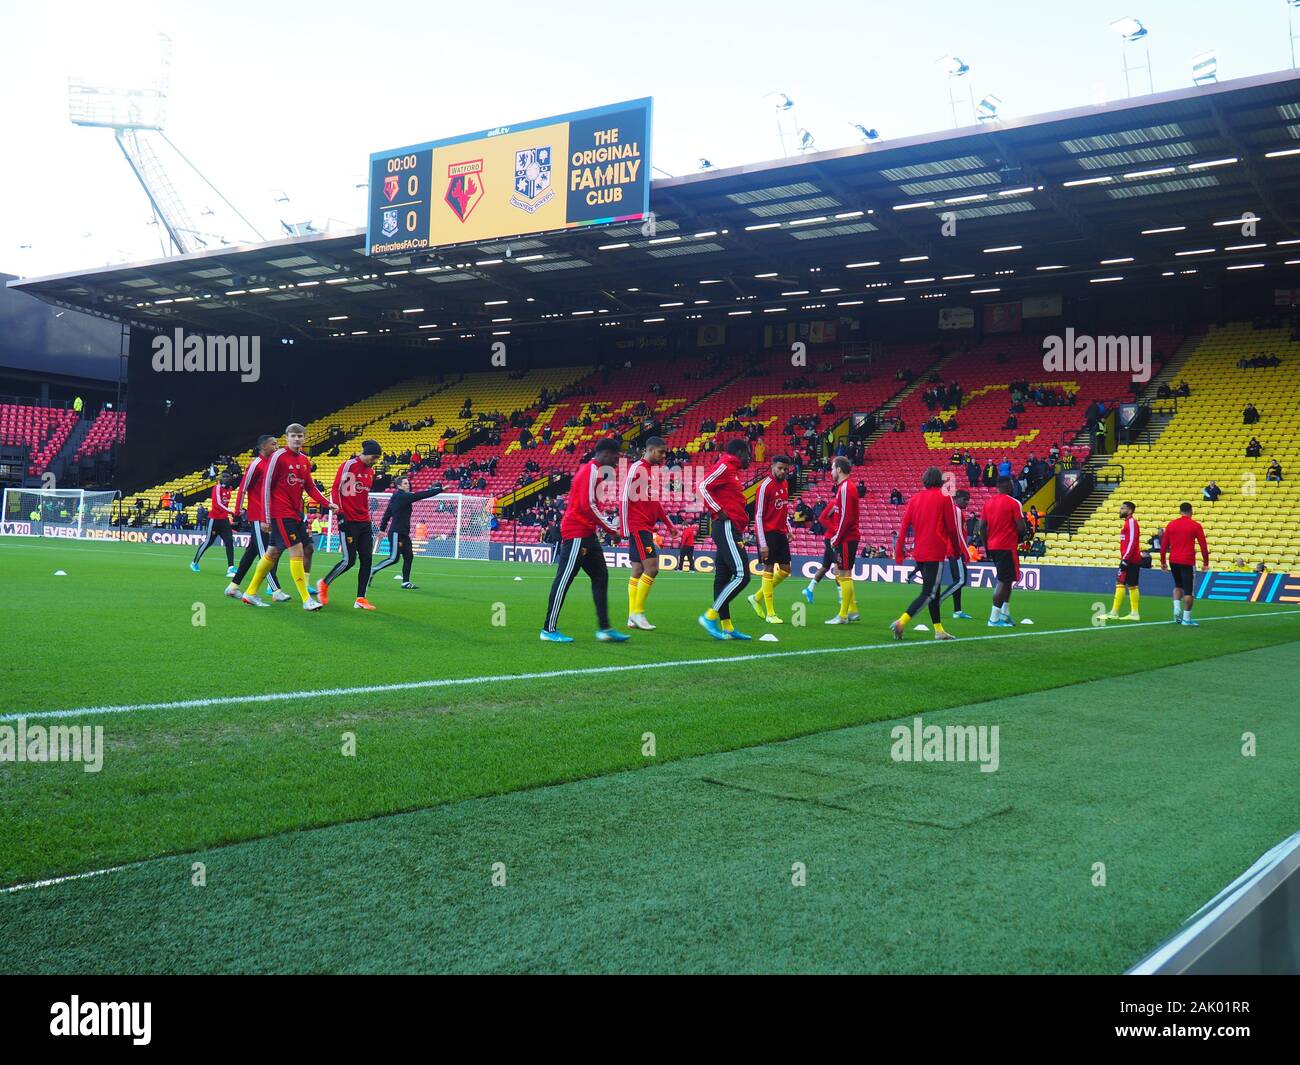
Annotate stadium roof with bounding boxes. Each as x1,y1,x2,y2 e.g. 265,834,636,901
12,67,1300,345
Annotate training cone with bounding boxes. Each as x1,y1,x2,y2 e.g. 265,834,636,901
513,576,523,581
759,633,779,642
1021,618,1035,625
914,624,929,632
53,570,67,576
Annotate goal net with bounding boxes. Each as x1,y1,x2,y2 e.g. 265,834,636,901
324,491,493,561
0,488,122,539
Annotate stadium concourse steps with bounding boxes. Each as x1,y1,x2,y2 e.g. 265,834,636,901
0,401,78,477
1042,323,1300,570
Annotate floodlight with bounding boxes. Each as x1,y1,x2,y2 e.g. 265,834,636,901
1191,50,1217,84
936,55,970,77
1110,17,1148,41
976,94,1002,121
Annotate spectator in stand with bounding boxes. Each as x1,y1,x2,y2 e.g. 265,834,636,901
997,455,1012,479
1266,459,1284,483
965,456,980,488
1243,403,1260,425
1246,437,1262,458
1203,481,1221,502
889,488,904,505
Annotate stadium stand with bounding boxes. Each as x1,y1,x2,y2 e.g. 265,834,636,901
408,355,726,541
0,401,78,476
790,334,1179,556
128,366,592,525
1043,323,1300,569
120,330,1187,551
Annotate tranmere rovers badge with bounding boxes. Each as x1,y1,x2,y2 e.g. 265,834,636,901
381,210,399,238
509,146,555,214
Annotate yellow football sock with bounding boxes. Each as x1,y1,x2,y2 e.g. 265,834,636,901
706,607,720,621
636,574,654,613
844,578,858,614
1112,587,1126,613
898,611,912,625
721,618,734,632
289,557,310,602
837,576,853,618
761,571,775,614
1128,588,1140,613
628,578,639,618
244,555,273,596
773,564,791,588
934,622,945,634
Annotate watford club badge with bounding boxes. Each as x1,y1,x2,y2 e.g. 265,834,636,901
382,174,400,202
445,159,485,222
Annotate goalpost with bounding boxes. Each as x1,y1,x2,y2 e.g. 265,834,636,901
0,487,122,539
323,492,493,561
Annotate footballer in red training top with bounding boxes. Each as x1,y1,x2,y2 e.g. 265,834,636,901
225,433,287,601
241,422,336,610
979,477,1029,628
748,453,793,624
191,473,236,574
540,438,628,643
317,440,383,610
1160,501,1210,626
620,436,677,630
1108,500,1143,621
891,466,963,640
697,438,754,640
822,456,861,625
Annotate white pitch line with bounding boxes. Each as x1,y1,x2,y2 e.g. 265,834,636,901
5,608,1296,723
2,860,143,894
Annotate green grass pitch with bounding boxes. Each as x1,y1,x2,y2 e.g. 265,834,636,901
1,536,1297,973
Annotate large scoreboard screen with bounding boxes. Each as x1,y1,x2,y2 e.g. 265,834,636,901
366,98,651,256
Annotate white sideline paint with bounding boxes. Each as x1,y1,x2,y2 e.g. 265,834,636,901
3,861,142,894
5,608,1296,724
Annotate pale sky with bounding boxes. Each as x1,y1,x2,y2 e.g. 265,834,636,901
0,0,1293,277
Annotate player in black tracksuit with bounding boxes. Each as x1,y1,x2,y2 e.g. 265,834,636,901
369,475,443,589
